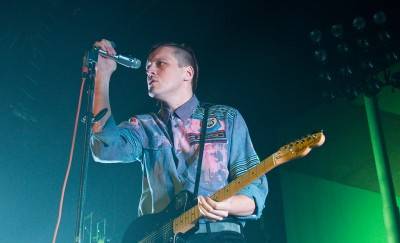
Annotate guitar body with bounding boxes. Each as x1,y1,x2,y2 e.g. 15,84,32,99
122,132,325,243
122,191,196,243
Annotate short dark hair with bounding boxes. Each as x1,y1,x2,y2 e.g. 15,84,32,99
149,42,199,91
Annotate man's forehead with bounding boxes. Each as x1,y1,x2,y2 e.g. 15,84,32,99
147,46,176,61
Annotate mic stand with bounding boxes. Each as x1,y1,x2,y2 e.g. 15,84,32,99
74,48,98,243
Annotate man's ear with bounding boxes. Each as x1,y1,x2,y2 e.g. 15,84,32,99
183,65,194,82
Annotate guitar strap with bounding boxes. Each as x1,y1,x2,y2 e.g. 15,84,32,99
193,103,212,197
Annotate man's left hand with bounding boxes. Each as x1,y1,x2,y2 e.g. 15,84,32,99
197,196,229,221
197,195,256,221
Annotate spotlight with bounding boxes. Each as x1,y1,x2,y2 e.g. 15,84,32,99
322,90,337,100
378,30,391,42
310,29,322,44
385,52,399,64
356,39,370,49
318,71,333,81
352,17,366,31
331,24,344,38
313,48,328,63
360,60,375,71
310,10,399,99
365,78,383,96
338,65,353,78
373,11,387,25
344,87,359,100
337,42,350,55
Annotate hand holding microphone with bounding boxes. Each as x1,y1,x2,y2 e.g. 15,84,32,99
93,39,141,74
95,47,141,69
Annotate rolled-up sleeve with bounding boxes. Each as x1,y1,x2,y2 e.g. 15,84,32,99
228,110,268,219
90,116,143,163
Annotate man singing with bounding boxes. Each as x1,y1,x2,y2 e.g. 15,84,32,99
90,39,268,242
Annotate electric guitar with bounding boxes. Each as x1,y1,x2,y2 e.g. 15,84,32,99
122,131,326,243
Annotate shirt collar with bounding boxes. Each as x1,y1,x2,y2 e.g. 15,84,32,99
159,95,199,123
174,95,199,121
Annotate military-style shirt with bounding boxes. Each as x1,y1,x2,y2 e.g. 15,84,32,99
91,96,268,219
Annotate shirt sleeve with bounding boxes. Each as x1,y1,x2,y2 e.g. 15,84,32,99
228,110,269,220
90,116,143,163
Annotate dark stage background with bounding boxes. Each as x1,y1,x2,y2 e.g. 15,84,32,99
1,0,399,242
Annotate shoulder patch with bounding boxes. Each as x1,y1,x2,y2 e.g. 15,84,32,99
129,117,139,126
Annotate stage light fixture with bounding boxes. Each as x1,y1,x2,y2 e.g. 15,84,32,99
373,11,387,25
385,52,399,64
313,49,327,63
344,87,360,100
356,39,370,49
338,65,353,78
309,29,322,44
364,78,383,96
322,90,337,100
309,11,398,101
336,42,350,55
318,71,333,82
331,24,344,38
360,60,375,71
352,17,366,31
378,30,391,42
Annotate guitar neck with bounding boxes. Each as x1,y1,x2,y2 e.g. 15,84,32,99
173,154,276,234
138,132,324,241
212,154,275,201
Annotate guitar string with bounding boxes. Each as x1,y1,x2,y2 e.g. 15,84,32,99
142,176,252,242
154,221,172,242
139,200,203,242
142,220,172,242
142,164,264,242
141,210,193,242
145,209,197,243
141,138,306,242
142,205,200,242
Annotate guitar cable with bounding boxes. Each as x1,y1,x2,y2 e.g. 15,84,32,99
51,75,87,243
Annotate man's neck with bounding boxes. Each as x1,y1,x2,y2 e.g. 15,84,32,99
162,91,193,111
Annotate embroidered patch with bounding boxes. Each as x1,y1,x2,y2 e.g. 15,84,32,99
206,117,221,133
187,131,227,145
207,117,217,128
186,118,227,145
129,117,139,126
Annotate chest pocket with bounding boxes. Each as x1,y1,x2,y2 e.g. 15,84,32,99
205,117,227,144
186,117,227,145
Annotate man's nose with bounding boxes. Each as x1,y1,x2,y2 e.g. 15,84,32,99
146,64,156,77
146,69,155,78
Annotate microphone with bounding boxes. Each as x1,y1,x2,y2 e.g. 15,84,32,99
94,47,141,69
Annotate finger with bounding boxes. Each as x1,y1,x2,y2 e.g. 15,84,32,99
198,203,223,221
105,45,116,56
94,39,116,56
108,40,117,55
198,197,229,218
198,196,213,212
202,196,227,212
94,39,108,49
103,39,116,56
204,197,222,210
199,204,221,220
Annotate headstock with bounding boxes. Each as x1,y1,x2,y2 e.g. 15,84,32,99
273,131,325,166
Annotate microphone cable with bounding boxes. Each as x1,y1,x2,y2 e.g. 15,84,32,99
51,71,87,243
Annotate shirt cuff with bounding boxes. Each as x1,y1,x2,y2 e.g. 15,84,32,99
91,116,119,145
235,175,268,220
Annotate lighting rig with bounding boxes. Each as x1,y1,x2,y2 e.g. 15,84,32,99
309,11,400,243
